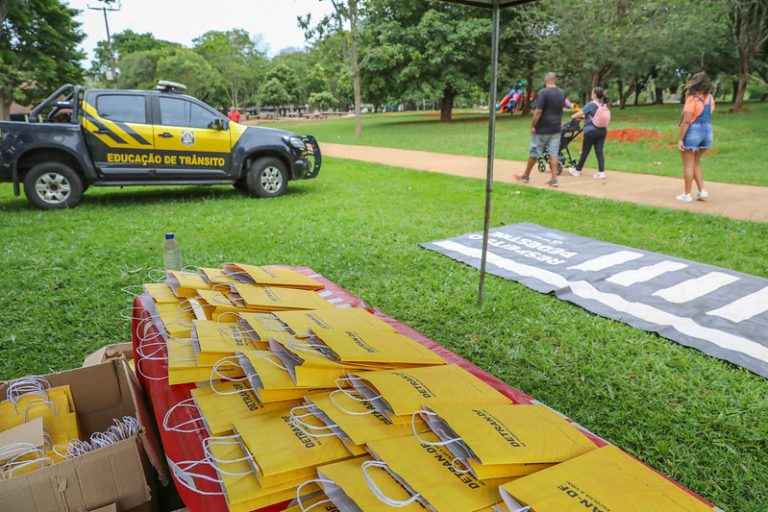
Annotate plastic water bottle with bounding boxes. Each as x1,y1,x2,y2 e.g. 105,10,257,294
163,233,182,270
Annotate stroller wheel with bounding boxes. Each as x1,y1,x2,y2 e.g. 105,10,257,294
537,160,546,173
557,162,563,175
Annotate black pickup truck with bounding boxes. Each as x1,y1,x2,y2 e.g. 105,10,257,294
0,82,321,209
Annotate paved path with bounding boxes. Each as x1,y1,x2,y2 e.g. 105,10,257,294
321,143,768,223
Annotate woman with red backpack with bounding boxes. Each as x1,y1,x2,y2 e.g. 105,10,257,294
568,87,611,180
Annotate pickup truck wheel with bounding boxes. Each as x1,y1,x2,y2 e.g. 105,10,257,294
246,157,287,198
23,163,84,209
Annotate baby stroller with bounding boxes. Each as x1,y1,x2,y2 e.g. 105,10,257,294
538,119,582,175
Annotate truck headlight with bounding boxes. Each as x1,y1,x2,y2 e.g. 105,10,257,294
287,136,306,150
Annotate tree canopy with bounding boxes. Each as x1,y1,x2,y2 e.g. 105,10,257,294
0,0,85,119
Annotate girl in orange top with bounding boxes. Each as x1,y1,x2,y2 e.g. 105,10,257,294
677,72,715,203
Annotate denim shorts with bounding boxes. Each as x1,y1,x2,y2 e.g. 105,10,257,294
682,124,713,151
530,133,560,158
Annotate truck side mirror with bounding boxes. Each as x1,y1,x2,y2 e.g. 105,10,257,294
211,118,228,131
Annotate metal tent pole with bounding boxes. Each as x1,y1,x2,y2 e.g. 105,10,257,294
478,0,501,305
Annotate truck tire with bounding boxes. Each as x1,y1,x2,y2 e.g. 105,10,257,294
23,162,84,210
246,157,287,198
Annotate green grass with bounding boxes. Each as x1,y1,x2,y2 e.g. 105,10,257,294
1,160,767,510
272,101,768,187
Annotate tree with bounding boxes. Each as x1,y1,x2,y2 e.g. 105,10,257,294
156,49,225,104
90,29,180,83
729,0,768,110
309,91,336,111
362,1,492,122
259,77,292,111
194,29,268,108
263,64,302,105
301,0,370,138
0,0,85,119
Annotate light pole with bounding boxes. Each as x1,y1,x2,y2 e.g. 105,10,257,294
87,1,121,88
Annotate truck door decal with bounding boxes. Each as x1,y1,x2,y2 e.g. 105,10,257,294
113,120,151,146
83,112,127,145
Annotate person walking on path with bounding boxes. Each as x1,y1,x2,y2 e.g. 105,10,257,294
514,72,566,187
677,72,714,203
568,87,610,180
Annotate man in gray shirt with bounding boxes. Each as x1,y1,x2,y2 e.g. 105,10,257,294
514,72,565,187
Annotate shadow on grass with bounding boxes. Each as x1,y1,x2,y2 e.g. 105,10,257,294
384,113,527,127
0,185,312,212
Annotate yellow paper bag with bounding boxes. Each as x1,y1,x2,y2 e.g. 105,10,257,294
292,391,428,448
196,436,301,512
0,384,75,432
224,263,324,290
192,319,269,366
192,382,303,436
365,432,508,511
236,350,322,403
498,444,714,512
418,404,597,480
200,267,239,285
166,271,211,297
233,408,352,481
231,283,331,311
274,308,397,338
312,328,445,367
342,364,512,420
316,455,424,511
268,337,359,389
144,283,179,303
167,341,244,385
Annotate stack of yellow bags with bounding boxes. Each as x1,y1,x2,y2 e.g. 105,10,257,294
0,378,80,478
137,263,712,512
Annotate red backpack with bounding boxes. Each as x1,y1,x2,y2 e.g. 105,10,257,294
591,101,611,128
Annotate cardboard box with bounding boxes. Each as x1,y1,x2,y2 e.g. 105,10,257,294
82,343,134,367
0,359,167,512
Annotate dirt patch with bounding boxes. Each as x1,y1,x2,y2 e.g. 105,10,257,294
607,128,661,143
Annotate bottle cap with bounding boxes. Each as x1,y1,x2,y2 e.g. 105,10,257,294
165,233,174,240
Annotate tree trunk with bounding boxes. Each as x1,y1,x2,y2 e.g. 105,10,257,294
439,90,455,123
619,80,635,109
617,78,624,104
733,56,750,111
633,87,641,105
732,80,739,103
0,97,11,121
522,74,533,116
654,85,664,104
349,1,363,138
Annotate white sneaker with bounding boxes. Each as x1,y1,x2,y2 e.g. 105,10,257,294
676,193,694,203
568,167,580,177
697,190,709,201
593,172,606,180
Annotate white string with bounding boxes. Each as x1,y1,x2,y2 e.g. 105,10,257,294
334,376,382,402
169,459,225,496
201,435,256,477
146,268,168,283
328,390,375,416
296,479,336,512
120,285,146,297
0,450,52,480
411,410,462,447
362,460,422,508
289,405,338,438
7,376,51,411
58,416,140,459
209,357,251,395
163,398,205,433
248,350,290,372
22,398,58,422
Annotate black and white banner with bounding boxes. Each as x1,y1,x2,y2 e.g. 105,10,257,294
423,223,768,378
